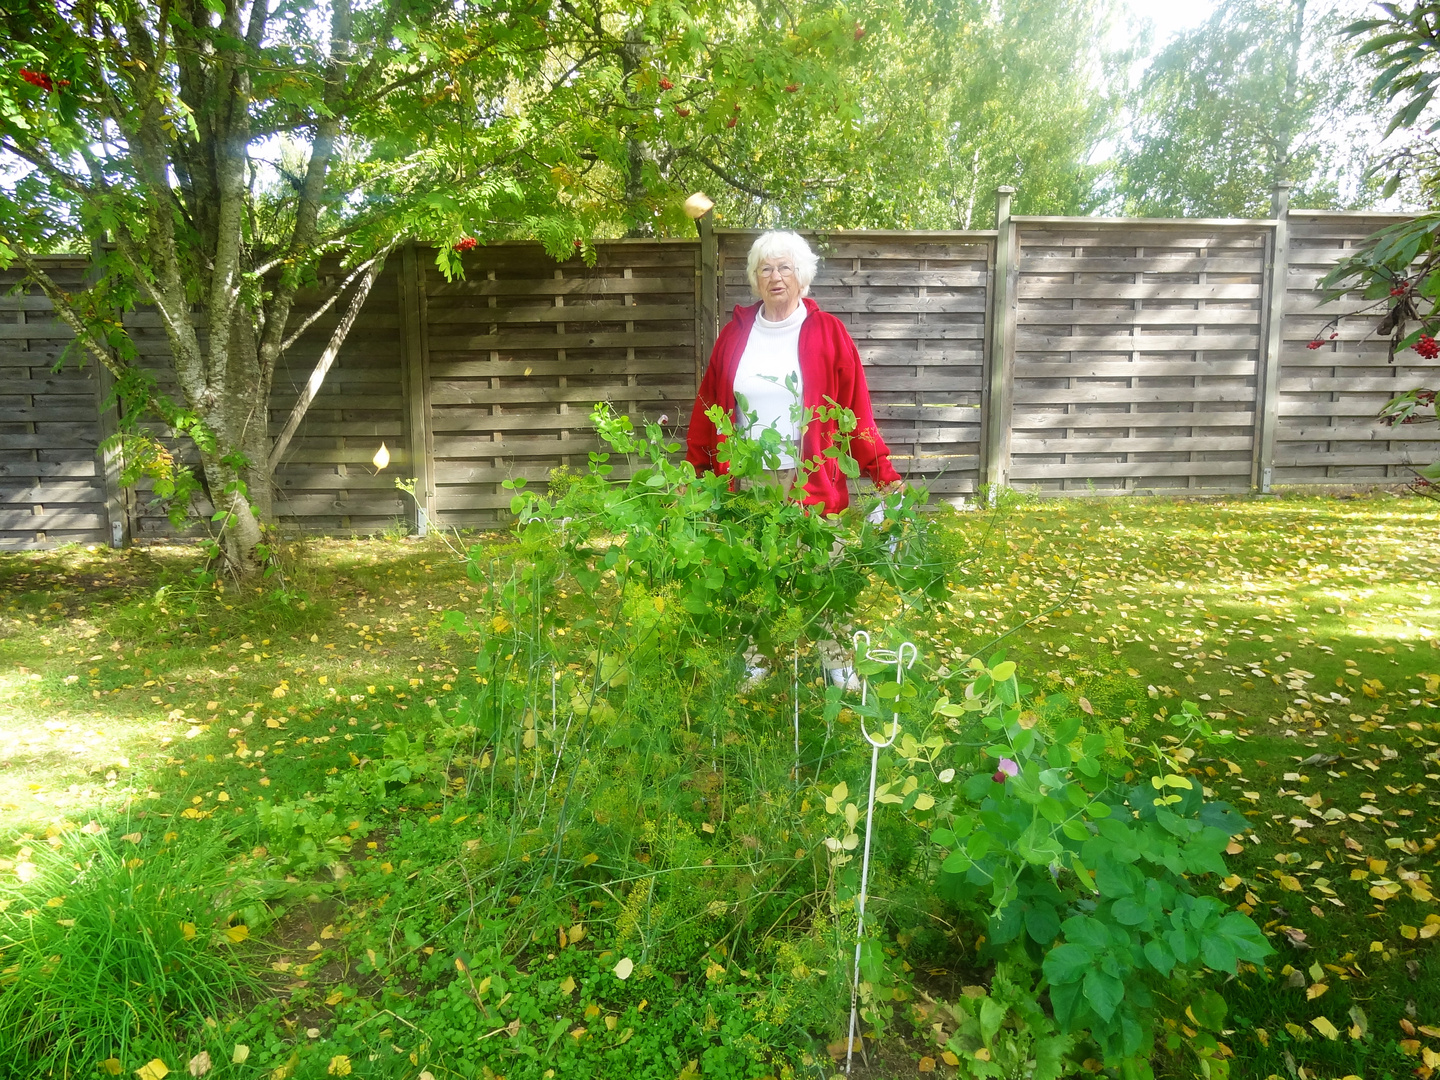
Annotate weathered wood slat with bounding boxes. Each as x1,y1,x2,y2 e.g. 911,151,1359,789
723,272,989,291
425,329,696,350
0,460,100,478
1012,409,1255,429
429,384,677,406
1015,360,1256,378
0,481,103,503
1011,435,1254,454
1277,424,1440,442
426,302,697,326
0,430,100,449
1272,450,1435,467
1013,385,1258,405
1016,308,1260,327
1020,256,1263,273
0,508,106,529
1278,376,1425,393
1017,283,1262,300
1009,459,1251,480
430,358,691,378
431,276,696,298
1276,399,1404,417
1016,332,1260,352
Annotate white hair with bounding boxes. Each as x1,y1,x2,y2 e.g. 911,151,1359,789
745,231,818,299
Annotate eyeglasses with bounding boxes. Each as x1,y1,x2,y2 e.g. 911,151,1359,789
758,263,796,279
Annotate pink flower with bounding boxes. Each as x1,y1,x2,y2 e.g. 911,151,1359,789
992,757,1019,783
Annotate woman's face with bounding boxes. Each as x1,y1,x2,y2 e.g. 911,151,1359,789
757,256,802,319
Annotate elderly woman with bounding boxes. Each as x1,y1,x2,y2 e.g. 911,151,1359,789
685,230,901,512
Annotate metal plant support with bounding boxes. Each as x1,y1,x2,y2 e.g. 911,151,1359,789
845,631,916,1075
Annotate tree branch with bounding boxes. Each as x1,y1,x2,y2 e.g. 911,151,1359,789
278,252,385,353
5,242,126,380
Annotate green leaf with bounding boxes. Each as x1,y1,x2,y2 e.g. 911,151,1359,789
1042,943,1092,985
1025,903,1061,945
1143,938,1176,976
1111,897,1150,926
941,848,972,873
979,996,1006,1046
1082,969,1124,1022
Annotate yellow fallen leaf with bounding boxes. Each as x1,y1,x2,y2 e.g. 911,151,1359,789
187,1051,212,1077
135,1060,170,1080
326,1056,351,1077
1306,983,1329,1000
974,1047,992,1061
941,1051,960,1066
224,924,249,943
1311,1016,1340,1040
180,922,196,941
100,1060,122,1076
1401,924,1418,940
614,957,634,980
231,1046,250,1064
559,976,576,994
580,853,598,866
325,989,344,1006
918,1057,936,1073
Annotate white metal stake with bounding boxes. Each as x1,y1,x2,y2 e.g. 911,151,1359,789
793,648,801,776
845,632,916,1076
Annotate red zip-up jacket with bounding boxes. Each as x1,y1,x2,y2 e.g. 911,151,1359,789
685,298,900,514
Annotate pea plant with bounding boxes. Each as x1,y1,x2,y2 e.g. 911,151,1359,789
842,656,1272,1079
504,402,946,664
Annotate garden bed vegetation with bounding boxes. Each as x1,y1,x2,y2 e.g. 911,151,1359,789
0,487,1437,1080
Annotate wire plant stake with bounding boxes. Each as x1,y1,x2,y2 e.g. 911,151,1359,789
845,631,916,1076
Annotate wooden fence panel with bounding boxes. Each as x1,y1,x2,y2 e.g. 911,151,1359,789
1276,213,1440,484
7,210,1440,551
124,259,408,538
425,242,701,525
716,231,991,503
0,263,111,548
268,261,408,532
1008,220,1266,493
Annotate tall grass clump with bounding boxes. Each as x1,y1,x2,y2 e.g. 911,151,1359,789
0,826,260,1075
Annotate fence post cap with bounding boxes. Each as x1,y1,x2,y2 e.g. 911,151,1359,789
995,185,1017,194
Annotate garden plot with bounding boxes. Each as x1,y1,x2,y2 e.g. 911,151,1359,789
0,492,1436,1080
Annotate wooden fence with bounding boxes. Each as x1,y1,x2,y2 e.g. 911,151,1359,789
4,189,1439,549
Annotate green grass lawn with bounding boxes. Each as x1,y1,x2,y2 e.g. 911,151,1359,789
0,492,1436,1080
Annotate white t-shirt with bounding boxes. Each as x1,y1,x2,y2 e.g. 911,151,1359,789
733,305,806,467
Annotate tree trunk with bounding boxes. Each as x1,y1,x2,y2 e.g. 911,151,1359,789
180,301,276,580
621,28,652,237
1272,0,1307,186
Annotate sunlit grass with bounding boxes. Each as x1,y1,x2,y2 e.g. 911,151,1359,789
0,494,1437,1078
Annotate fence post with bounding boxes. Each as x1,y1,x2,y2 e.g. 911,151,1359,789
1254,181,1292,493
698,211,718,384
398,244,433,535
981,186,1018,494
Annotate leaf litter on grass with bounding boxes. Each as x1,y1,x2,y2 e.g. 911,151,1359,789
1,498,1438,1077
